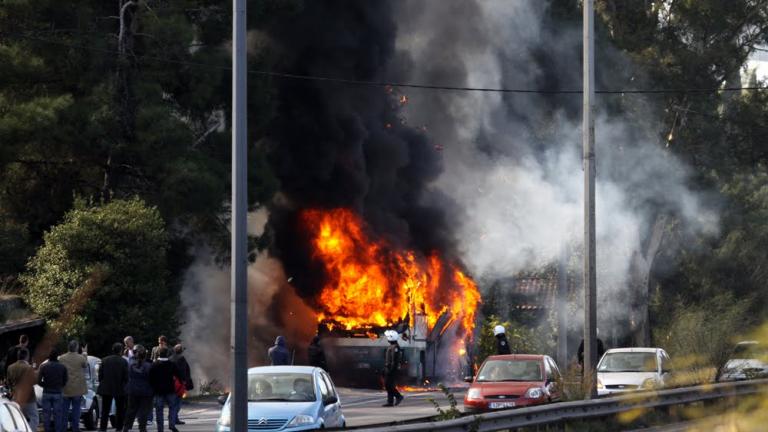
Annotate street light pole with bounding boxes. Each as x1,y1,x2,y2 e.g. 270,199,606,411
582,0,598,399
230,0,248,429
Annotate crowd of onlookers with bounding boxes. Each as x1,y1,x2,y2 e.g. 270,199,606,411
2,334,193,432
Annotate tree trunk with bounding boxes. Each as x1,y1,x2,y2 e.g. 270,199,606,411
105,0,138,199
631,214,668,347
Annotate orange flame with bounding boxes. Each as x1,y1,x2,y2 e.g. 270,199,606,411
302,209,480,335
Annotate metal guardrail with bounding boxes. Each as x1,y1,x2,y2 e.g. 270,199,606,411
352,379,768,432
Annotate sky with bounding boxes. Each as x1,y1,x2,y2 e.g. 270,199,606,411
747,49,768,81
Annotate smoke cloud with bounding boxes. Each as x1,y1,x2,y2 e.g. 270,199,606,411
179,209,316,389
391,0,718,330
181,1,722,382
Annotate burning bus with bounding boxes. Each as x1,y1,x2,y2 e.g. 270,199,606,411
318,309,471,387
300,209,481,387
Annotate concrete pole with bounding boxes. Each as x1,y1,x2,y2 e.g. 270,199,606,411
230,0,248,429
557,243,568,370
582,0,598,400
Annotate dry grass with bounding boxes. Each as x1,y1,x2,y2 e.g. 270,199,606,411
562,362,598,401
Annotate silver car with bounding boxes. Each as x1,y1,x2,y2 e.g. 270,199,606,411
216,366,345,431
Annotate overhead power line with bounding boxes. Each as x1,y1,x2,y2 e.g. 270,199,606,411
8,33,768,96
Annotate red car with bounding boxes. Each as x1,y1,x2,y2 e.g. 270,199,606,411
463,354,563,412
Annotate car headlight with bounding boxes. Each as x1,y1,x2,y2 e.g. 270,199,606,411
597,379,604,389
287,415,315,427
80,396,87,408
524,387,544,399
466,388,482,400
218,408,231,427
641,378,657,389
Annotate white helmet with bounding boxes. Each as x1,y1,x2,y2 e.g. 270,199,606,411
384,330,399,342
493,325,505,336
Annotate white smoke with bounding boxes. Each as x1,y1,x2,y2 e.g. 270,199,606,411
179,209,316,390
393,1,718,330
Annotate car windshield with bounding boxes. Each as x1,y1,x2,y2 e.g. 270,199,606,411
598,352,657,373
476,359,542,382
731,344,768,360
247,373,315,402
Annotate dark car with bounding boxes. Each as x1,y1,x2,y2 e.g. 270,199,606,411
463,354,562,413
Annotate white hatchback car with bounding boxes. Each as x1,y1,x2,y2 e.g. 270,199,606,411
0,396,33,432
217,366,345,431
720,341,768,381
597,348,671,397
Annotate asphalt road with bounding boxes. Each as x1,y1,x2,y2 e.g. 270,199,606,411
166,387,467,431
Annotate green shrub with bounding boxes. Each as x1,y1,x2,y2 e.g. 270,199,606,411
655,293,752,383
22,198,179,354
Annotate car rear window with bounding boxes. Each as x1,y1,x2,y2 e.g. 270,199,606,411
247,373,315,402
476,359,542,382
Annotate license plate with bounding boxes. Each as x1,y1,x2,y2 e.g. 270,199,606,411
356,362,371,369
489,402,516,409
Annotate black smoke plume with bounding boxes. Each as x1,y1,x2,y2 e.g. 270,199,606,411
264,1,457,303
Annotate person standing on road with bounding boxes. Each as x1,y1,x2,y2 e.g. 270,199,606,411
59,340,88,432
98,343,128,432
7,348,39,432
122,346,153,432
381,330,404,407
151,336,169,362
307,336,327,370
4,334,29,379
577,329,606,375
494,325,512,355
38,348,68,432
149,347,182,432
147,335,169,426
268,336,290,366
169,344,192,426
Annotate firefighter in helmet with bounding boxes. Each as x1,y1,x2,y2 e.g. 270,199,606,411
382,330,404,407
494,325,512,355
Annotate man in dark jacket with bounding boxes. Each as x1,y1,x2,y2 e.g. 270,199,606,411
149,347,183,432
39,348,68,432
151,336,169,362
494,325,512,355
381,330,404,407
169,344,192,425
268,336,290,366
307,336,327,370
98,343,128,432
577,335,606,373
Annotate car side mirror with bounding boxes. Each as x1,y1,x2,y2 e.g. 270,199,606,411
324,395,338,405
463,376,474,383
218,394,228,406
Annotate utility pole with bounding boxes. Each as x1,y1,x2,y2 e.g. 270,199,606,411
582,0,598,399
230,0,248,430
557,243,568,370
